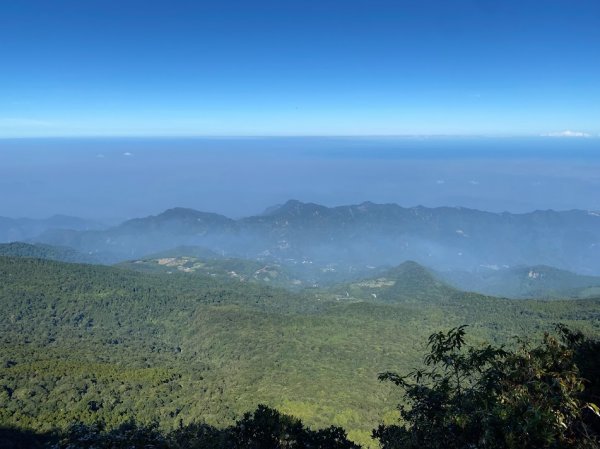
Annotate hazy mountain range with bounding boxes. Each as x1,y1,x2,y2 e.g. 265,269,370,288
8,200,597,276
1,218,599,445
0,214,104,243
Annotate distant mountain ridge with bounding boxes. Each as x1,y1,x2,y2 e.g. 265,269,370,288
20,200,600,275
119,207,235,233
440,264,600,299
0,214,105,242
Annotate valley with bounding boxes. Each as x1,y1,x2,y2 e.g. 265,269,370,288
1,251,599,447
3,1,599,446
1,201,600,447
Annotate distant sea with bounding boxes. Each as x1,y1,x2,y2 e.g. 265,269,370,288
0,137,598,220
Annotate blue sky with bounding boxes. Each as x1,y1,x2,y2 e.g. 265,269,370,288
1,0,599,137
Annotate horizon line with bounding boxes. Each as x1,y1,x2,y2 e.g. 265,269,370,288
1,133,598,140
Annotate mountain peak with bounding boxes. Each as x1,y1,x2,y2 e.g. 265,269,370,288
144,207,232,222
384,260,438,280
264,200,328,217
340,259,461,304
159,207,206,219
119,207,234,232
379,260,459,302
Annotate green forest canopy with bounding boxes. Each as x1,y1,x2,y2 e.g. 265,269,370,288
0,256,599,447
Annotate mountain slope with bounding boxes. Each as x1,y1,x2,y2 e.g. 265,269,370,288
1,256,599,447
31,200,600,274
118,207,236,234
440,265,600,299
0,215,104,243
35,208,237,261
329,261,473,303
118,252,303,290
0,242,98,264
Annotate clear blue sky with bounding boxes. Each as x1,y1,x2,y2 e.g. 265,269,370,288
1,0,599,137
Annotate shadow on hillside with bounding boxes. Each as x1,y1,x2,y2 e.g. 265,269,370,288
0,427,55,449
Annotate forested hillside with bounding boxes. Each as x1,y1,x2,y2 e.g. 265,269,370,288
440,264,600,299
0,242,98,264
1,256,599,447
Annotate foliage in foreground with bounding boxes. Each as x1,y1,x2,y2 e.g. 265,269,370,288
375,325,600,449
0,405,359,449
4,327,599,449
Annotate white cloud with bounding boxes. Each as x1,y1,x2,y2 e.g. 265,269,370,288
436,179,445,184
123,152,133,157
469,180,480,185
542,130,591,138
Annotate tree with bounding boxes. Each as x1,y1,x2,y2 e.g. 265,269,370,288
232,404,361,449
374,325,600,449
50,405,361,449
50,421,169,449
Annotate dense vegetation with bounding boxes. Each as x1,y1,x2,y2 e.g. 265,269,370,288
1,255,599,447
376,325,600,449
117,251,305,290
116,243,394,290
2,405,360,449
0,242,97,264
440,264,600,300
2,328,598,448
